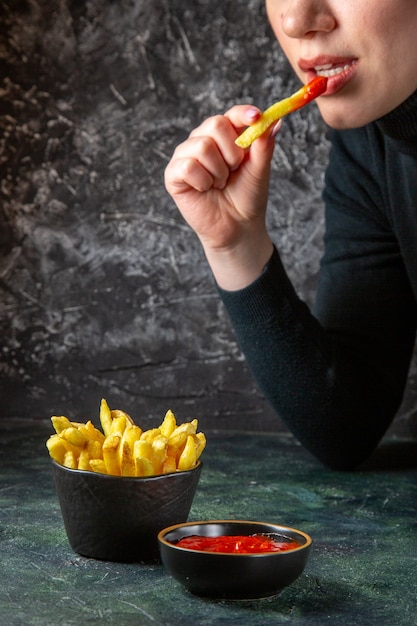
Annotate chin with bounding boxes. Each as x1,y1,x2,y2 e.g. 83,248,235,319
318,103,373,131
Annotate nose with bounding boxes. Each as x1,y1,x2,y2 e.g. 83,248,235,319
281,0,336,38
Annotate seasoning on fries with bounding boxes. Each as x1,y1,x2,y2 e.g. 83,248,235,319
46,399,206,477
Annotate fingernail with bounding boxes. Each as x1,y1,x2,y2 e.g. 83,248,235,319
246,107,260,122
270,119,282,138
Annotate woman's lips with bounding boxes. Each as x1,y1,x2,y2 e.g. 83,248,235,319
299,57,358,95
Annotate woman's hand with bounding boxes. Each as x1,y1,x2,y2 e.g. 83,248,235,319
164,105,279,290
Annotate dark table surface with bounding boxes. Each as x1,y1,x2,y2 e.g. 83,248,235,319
1,418,416,626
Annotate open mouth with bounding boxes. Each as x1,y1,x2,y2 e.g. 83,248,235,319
314,60,358,78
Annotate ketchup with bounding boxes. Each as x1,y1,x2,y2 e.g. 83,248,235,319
175,534,300,554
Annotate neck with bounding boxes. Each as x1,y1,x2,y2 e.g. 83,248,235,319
376,90,417,153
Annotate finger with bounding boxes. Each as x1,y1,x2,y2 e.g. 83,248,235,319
189,114,246,171
226,104,282,149
165,155,221,194
230,108,281,184
237,130,277,193
165,135,231,193
224,104,262,134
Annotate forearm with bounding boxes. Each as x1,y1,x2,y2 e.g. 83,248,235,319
217,247,414,469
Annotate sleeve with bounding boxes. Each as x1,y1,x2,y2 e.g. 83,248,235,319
218,128,417,470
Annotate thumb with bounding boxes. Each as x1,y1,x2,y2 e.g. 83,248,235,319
240,119,280,186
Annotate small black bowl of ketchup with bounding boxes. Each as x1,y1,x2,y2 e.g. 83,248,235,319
158,519,312,599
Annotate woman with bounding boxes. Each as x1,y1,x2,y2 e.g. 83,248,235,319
164,1,417,469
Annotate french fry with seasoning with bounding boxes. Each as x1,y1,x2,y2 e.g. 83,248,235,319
46,401,205,477
235,76,327,148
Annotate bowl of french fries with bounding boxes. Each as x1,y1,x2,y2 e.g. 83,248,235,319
47,399,205,562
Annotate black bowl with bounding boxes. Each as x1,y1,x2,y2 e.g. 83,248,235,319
158,519,312,599
51,460,202,562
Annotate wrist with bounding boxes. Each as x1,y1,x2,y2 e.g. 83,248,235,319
203,234,274,291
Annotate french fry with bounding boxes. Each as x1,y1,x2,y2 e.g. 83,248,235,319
119,440,136,476
194,432,207,460
133,439,153,461
110,413,128,436
77,449,91,471
140,427,161,443
70,421,86,428
60,427,88,448
51,415,72,434
111,409,134,425
63,450,77,469
120,424,141,458
78,420,105,444
151,434,168,474
46,434,67,465
128,424,142,443
99,398,113,436
58,436,83,458
162,454,177,474
102,434,121,475
87,440,102,461
235,76,328,149
135,456,155,477
168,419,198,449
89,459,107,474
159,409,177,438
117,424,141,476
178,435,197,471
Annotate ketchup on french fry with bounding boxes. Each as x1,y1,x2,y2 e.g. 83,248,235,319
235,76,328,148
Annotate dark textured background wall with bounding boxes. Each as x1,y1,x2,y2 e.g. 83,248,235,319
1,0,416,437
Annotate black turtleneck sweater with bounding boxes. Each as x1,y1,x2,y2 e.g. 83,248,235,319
218,91,417,470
